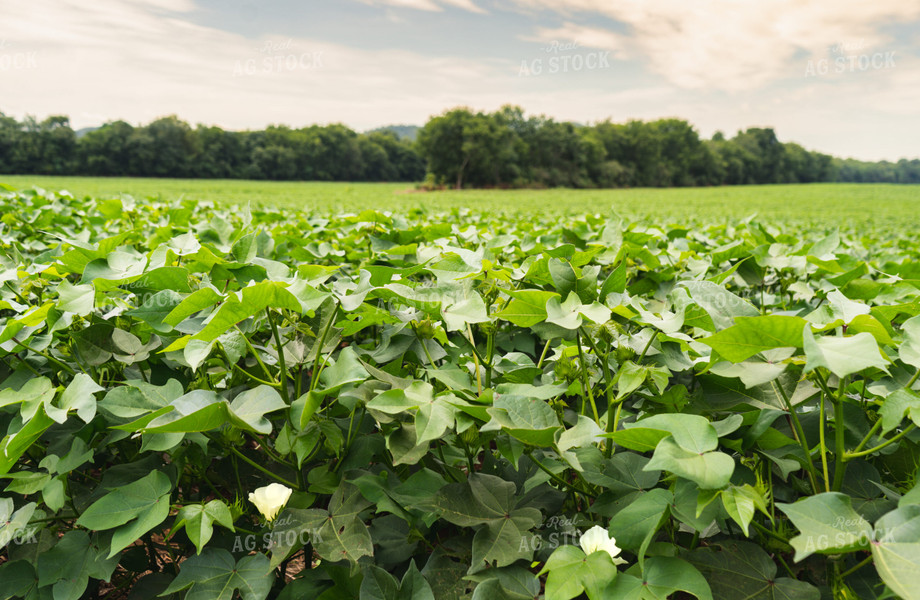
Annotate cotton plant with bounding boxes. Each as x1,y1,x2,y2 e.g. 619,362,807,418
539,525,628,600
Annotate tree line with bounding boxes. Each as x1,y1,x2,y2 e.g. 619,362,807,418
0,114,425,181
417,106,920,188
1,107,918,187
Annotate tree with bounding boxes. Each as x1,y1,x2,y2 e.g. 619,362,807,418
79,121,135,175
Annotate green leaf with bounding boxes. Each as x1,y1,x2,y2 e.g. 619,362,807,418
441,295,489,331
126,289,183,332
472,510,541,568
164,281,301,351
0,377,54,411
608,487,671,552
646,437,734,490
359,563,435,600
700,316,807,363
879,388,920,434
163,287,223,326
682,280,759,330
606,556,713,600
368,381,434,414
0,500,36,550
494,290,558,327
871,504,920,600
548,258,578,298
0,560,38,600
776,492,873,561
98,379,183,420
803,328,888,378
898,314,920,369
77,470,172,557
228,385,286,434
721,484,767,533
37,531,120,600
482,395,561,447
56,280,94,316
173,500,236,554
600,261,627,301
139,390,228,433
0,405,55,477
469,566,540,600
53,372,103,424
539,545,619,600
688,540,819,600
545,292,610,329
605,428,669,453
360,565,400,600
270,482,373,566
160,548,274,600
630,414,718,454
319,346,369,393
293,391,324,430
431,474,525,527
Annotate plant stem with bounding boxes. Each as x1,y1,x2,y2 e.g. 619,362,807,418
831,375,849,491
249,432,296,468
776,379,820,493
266,309,290,404
750,520,788,544
484,329,494,388
818,381,831,493
845,424,916,460
582,329,617,457
417,333,438,370
227,446,299,490
309,303,338,391
13,336,76,375
907,368,920,389
536,338,552,369
840,555,873,579
851,419,883,455
219,342,280,388
575,330,599,421
527,451,597,499
237,326,277,383
636,330,655,364
466,324,483,396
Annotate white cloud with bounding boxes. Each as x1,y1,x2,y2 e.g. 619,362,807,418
355,0,485,13
0,0,917,160
527,22,627,58
0,0,501,130
510,0,920,92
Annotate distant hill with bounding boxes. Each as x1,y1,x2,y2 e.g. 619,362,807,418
367,125,420,142
75,126,99,138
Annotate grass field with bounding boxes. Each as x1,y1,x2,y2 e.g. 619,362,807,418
1,175,916,229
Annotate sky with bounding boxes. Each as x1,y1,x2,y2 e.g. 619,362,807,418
1,0,918,161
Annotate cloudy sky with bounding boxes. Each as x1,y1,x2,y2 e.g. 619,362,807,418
1,0,918,160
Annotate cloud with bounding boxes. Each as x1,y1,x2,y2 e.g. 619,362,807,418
0,0,917,160
526,23,627,58
0,0,504,130
354,0,485,13
510,0,920,91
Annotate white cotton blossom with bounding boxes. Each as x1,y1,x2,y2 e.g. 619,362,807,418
579,525,627,565
248,483,292,523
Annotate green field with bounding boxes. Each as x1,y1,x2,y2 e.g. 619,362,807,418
3,183,920,598
1,175,916,229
